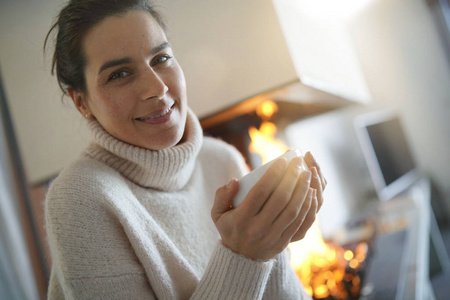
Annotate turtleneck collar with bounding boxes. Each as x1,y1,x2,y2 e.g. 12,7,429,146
84,108,203,192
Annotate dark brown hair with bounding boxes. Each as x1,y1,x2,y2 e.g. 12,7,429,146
44,0,167,95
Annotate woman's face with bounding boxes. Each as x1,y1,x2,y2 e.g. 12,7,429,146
72,10,187,150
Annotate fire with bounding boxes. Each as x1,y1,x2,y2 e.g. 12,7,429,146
248,100,288,164
248,100,368,299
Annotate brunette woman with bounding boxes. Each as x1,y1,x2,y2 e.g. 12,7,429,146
44,1,326,299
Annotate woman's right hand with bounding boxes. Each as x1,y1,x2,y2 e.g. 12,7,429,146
211,157,317,261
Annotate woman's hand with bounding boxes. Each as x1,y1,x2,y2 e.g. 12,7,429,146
211,157,315,261
305,151,327,212
289,151,327,242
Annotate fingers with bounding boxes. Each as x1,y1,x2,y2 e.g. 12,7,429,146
239,158,287,216
257,157,309,224
212,152,327,262
260,168,312,252
211,178,239,224
305,152,327,189
278,187,313,243
310,167,324,211
305,151,326,212
267,167,311,231
291,188,318,242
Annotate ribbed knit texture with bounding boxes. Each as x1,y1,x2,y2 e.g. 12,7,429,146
45,108,308,300
84,108,202,191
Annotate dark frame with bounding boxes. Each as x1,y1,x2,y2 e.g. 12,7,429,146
428,0,450,62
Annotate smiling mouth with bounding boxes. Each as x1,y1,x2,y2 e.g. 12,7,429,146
136,105,173,121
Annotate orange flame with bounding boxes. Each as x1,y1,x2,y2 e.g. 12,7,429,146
248,100,288,164
248,100,366,299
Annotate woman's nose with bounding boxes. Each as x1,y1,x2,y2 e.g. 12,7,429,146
140,68,168,100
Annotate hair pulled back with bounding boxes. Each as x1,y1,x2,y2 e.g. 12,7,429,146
45,0,167,95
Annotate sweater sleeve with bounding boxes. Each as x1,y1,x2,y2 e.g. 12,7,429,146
190,243,311,300
263,252,312,300
191,242,274,299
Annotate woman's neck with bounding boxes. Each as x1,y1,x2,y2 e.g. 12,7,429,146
84,108,203,191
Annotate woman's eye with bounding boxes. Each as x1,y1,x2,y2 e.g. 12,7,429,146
152,55,172,67
108,70,130,82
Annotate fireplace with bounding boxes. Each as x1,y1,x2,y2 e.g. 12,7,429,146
200,80,352,170
200,86,375,299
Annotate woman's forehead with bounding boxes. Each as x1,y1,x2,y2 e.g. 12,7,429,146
82,10,167,69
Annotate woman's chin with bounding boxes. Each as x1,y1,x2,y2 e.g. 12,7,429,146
143,129,186,151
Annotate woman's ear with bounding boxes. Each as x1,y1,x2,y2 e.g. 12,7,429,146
68,88,92,120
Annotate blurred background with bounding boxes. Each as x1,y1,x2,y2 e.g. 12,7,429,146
1,0,450,299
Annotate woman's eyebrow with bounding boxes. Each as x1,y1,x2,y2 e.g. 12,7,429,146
98,57,132,75
151,42,171,55
98,42,171,75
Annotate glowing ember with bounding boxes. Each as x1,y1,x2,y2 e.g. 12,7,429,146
247,100,368,299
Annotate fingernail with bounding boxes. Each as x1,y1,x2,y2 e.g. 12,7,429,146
307,152,315,162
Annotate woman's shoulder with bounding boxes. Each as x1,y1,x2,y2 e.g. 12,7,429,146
200,136,240,161
201,136,240,155
44,155,138,233
52,155,122,186
46,156,127,206
199,136,249,177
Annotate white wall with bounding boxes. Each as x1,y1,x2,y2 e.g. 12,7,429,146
0,0,297,183
0,0,90,184
350,0,450,209
285,0,450,236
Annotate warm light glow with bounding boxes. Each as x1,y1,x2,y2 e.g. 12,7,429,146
356,252,366,262
248,100,288,164
344,250,354,261
349,258,359,269
352,275,361,286
247,100,368,299
315,285,329,298
289,222,328,270
256,100,278,120
248,124,289,164
327,278,336,290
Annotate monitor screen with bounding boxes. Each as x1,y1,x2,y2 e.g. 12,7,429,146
354,110,419,201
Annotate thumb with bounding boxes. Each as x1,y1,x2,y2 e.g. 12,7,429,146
211,178,239,224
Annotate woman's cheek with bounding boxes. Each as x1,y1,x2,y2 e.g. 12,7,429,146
102,90,134,116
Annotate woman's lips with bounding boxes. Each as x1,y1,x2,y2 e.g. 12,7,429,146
135,104,174,124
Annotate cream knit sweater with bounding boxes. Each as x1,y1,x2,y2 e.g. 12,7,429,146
45,109,309,300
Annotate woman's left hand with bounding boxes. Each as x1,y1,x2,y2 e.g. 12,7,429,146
304,151,327,212
289,151,327,242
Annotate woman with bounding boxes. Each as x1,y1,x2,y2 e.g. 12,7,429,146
44,0,327,299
